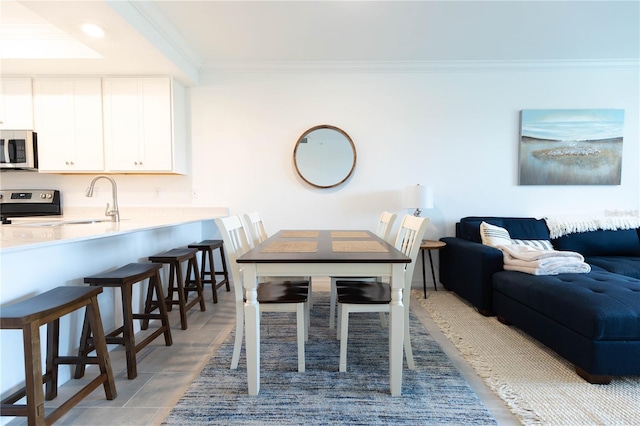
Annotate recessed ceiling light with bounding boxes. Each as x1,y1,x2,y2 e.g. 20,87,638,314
81,23,104,38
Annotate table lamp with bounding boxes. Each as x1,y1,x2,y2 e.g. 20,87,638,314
404,184,433,217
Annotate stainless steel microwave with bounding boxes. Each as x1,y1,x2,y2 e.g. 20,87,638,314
0,130,38,170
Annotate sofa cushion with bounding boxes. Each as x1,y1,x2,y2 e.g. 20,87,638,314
586,256,640,279
493,270,640,341
458,217,550,243
552,229,640,257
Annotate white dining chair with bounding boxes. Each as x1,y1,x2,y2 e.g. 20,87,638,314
215,215,310,372
244,211,314,307
336,214,429,372
244,211,269,247
328,211,397,329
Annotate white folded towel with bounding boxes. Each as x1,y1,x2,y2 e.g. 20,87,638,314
504,257,583,269
496,244,590,275
497,244,584,262
503,262,591,275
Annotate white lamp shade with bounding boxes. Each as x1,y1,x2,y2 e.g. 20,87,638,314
404,185,434,209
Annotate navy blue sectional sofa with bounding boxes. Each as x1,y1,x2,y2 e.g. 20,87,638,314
439,216,640,383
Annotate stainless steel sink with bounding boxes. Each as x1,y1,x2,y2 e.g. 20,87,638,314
18,219,113,227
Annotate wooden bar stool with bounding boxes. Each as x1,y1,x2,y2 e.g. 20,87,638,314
188,239,230,303
77,263,172,380
148,248,206,330
1,286,116,426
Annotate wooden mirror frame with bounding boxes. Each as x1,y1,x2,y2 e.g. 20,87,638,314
293,125,357,189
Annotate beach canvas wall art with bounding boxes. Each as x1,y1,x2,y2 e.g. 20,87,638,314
519,109,624,185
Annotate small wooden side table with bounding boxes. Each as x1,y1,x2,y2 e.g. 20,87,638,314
420,240,446,298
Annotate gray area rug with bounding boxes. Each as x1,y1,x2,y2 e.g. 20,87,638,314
163,292,496,425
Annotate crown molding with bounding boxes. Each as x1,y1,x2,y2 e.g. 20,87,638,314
107,0,202,85
201,59,640,74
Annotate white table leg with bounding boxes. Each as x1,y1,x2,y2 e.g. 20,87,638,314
389,263,404,396
243,263,260,395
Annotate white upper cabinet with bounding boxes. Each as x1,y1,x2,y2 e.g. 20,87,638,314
103,77,187,174
33,78,104,172
0,78,34,130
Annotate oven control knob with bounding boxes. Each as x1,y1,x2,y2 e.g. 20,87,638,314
40,194,46,199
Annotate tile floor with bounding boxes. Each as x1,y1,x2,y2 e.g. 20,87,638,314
5,279,520,425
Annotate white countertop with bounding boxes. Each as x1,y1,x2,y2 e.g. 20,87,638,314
1,206,228,253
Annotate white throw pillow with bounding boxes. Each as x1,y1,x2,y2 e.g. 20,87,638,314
480,221,512,247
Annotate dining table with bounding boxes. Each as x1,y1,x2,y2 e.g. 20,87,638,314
236,229,411,396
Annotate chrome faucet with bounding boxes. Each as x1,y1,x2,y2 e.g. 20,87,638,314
85,175,120,222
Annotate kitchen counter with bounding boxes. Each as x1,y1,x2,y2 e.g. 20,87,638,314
1,206,228,252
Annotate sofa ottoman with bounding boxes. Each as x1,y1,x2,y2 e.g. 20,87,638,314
492,270,640,383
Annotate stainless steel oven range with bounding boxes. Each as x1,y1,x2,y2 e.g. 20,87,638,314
0,189,61,224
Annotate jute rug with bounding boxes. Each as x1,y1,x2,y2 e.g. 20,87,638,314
163,293,496,425
414,290,640,425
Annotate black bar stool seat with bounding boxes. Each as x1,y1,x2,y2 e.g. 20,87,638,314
188,239,230,303
78,263,172,380
1,286,116,426
149,248,205,330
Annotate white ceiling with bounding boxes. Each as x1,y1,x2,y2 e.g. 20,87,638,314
1,1,639,86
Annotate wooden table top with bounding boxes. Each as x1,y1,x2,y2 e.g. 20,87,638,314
237,230,411,264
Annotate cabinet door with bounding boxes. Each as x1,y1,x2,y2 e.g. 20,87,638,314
103,78,173,172
33,78,104,172
139,78,173,171
0,78,33,130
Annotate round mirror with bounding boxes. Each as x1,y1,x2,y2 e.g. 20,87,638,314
293,125,356,189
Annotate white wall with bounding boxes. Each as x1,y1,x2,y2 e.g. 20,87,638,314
2,64,638,239
189,65,639,238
